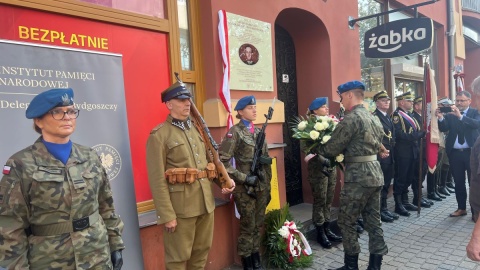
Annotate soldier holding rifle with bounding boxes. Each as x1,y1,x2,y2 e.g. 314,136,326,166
219,95,273,270
146,78,235,270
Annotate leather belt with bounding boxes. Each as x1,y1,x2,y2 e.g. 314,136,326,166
197,170,208,179
30,211,100,236
344,155,377,163
452,148,470,152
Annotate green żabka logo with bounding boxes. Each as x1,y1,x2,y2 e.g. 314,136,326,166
364,18,434,59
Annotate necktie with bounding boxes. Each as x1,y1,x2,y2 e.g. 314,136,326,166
458,111,465,144
249,122,254,134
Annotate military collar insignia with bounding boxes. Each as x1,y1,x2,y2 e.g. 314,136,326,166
171,118,192,130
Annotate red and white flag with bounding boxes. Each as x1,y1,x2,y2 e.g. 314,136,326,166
218,10,233,129
423,63,439,173
3,165,11,175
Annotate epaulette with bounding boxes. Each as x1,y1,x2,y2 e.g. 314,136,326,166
150,123,165,134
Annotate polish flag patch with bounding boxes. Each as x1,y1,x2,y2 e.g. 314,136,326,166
3,165,11,175
227,133,233,138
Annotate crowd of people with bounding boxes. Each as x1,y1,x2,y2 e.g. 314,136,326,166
2,75,480,270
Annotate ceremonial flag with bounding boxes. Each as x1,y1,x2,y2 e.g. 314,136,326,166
218,10,234,129
423,62,439,173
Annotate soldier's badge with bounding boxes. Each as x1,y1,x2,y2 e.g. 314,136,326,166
2,165,11,175
392,116,399,124
227,133,233,138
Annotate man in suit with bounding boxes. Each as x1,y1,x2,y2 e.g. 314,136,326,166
372,91,399,223
146,80,235,269
411,96,433,208
392,92,425,216
436,91,480,217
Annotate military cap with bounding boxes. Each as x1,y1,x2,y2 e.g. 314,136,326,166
395,91,414,101
308,97,328,111
414,96,423,104
234,95,256,111
337,80,365,95
373,91,390,102
438,96,453,105
26,88,74,119
161,81,192,102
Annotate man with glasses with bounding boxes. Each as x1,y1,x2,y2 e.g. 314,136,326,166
0,88,125,269
315,80,388,270
436,91,480,217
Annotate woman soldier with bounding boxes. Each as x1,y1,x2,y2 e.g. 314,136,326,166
219,95,272,270
302,97,342,249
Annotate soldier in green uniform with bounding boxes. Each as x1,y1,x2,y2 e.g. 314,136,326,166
0,88,125,269
314,81,388,270
218,95,272,270
302,97,342,248
146,81,235,270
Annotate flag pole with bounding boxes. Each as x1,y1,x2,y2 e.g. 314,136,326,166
417,56,429,216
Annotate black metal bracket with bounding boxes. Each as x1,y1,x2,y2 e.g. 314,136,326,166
348,0,439,30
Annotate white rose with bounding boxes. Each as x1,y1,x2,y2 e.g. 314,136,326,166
321,135,331,144
336,154,344,162
333,121,338,126
278,226,290,239
314,122,324,131
298,121,307,131
293,238,298,246
310,130,320,140
322,122,329,129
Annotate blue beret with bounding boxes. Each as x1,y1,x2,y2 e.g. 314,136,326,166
308,97,328,111
161,82,192,102
26,88,74,119
337,80,365,94
234,95,256,111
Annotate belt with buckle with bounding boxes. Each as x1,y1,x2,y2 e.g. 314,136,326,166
344,155,377,163
452,148,470,152
30,211,99,236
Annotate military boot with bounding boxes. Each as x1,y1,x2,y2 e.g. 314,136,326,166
241,256,254,270
438,168,451,196
356,218,364,234
366,254,383,270
380,198,394,222
324,222,342,242
329,254,359,270
317,224,332,249
446,170,455,190
412,189,430,208
402,193,418,211
251,252,264,270
427,173,442,201
394,194,410,216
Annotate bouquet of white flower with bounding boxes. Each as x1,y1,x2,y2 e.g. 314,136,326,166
290,114,344,167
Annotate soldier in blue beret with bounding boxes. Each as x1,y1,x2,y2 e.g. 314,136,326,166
1,88,125,269
219,95,272,269
314,80,388,269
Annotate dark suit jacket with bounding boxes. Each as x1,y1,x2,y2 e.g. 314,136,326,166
391,108,422,159
438,107,480,155
373,109,395,164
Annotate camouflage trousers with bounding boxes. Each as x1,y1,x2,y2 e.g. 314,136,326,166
338,183,388,256
234,185,271,257
308,168,337,226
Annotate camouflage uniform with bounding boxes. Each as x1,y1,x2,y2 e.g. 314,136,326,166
315,104,388,256
219,121,272,257
0,137,124,269
146,115,217,270
301,141,337,226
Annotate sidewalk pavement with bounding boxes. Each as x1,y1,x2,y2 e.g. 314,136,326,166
225,189,480,270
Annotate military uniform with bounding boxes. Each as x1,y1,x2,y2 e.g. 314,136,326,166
316,104,387,256
219,120,271,257
146,115,216,269
411,109,431,208
0,138,124,269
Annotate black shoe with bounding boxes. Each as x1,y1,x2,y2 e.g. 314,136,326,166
394,195,410,216
356,218,364,234
251,252,264,270
317,225,332,249
427,192,442,201
386,210,400,220
329,254,359,270
446,186,455,193
366,254,383,270
381,211,394,222
436,190,446,199
438,186,450,196
402,194,418,211
424,198,434,206
446,182,455,189
417,198,431,208
324,222,342,242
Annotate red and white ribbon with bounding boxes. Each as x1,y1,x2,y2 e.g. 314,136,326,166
279,220,312,260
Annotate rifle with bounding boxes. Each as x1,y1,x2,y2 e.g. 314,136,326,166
174,73,233,189
246,99,275,198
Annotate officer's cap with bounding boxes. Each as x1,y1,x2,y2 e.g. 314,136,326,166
438,96,453,105
395,91,414,101
373,91,390,102
414,96,423,104
308,97,328,111
337,80,365,95
161,82,192,103
26,88,74,119
234,96,256,111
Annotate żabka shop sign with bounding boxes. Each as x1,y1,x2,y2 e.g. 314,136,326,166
364,18,434,59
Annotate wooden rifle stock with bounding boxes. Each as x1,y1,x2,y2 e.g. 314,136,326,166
189,101,233,189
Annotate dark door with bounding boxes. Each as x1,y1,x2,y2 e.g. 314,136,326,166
275,24,303,206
